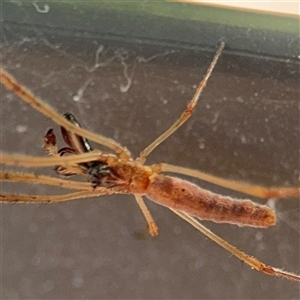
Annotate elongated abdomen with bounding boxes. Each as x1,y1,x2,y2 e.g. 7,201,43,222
146,174,276,227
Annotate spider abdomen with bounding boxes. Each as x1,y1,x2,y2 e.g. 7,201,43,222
146,174,276,228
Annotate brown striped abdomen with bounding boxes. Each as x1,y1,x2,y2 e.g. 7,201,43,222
146,174,276,227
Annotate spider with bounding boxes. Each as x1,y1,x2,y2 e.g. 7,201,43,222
1,42,299,282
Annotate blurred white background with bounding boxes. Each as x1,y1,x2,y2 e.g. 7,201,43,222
188,1,299,16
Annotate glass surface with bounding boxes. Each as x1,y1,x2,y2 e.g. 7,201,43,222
1,2,299,299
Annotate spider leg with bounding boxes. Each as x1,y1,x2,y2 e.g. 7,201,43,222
0,67,131,160
0,189,120,203
0,171,91,191
153,163,300,199
137,42,225,164
134,194,158,236
171,209,300,282
1,152,104,168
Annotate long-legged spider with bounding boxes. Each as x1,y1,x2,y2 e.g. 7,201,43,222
1,43,299,282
